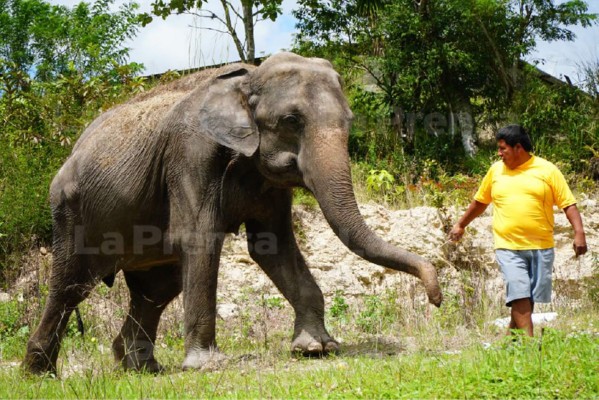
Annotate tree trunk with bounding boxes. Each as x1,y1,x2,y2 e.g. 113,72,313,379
458,109,476,157
242,0,255,65
220,0,247,63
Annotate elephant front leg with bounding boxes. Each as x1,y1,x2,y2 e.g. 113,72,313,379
246,218,339,355
179,239,227,370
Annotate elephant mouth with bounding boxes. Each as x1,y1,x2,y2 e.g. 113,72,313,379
260,152,303,187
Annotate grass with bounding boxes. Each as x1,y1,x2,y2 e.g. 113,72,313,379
1,286,598,399
0,324,597,398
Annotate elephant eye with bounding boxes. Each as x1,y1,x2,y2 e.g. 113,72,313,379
280,114,303,129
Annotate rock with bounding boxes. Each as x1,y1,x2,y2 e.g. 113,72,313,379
0,292,10,303
40,247,48,256
217,303,239,320
579,199,597,209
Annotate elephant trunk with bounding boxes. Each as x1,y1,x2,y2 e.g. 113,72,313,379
302,131,443,307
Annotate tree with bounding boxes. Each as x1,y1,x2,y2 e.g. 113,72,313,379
293,0,597,158
1,0,141,83
0,0,145,284
143,0,283,65
0,0,144,145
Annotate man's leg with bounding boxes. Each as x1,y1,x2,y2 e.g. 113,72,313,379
508,298,534,336
496,249,535,336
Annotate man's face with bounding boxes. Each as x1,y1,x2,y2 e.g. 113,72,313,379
497,139,522,169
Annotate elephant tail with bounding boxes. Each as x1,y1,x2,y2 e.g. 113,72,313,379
74,307,85,337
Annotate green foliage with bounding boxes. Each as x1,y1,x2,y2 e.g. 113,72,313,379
0,297,30,358
294,0,598,181
262,295,284,310
511,66,599,173
292,187,318,209
148,0,282,21
0,299,23,338
0,0,145,147
365,169,394,192
354,159,482,209
329,290,349,319
356,292,400,334
0,144,68,279
0,0,142,82
0,0,144,286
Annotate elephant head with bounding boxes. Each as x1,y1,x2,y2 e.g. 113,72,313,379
188,52,442,306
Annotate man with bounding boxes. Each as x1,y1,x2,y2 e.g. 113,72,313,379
449,124,587,336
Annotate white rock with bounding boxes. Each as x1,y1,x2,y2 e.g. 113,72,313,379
492,312,558,328
579,199,597,208
217,303,239,320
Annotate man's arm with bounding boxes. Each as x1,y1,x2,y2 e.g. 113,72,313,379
563,204,588,256
449,200,489,242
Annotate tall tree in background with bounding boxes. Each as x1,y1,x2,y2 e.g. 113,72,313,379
144,0,283,64
0,0,141,83
294,0,597,157
0,0,143,145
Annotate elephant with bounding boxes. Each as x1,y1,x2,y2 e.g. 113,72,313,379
22,52,442,375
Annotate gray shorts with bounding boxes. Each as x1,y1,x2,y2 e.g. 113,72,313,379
495,248,555,306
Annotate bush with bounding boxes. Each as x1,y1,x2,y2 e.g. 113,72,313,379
0,143,70,286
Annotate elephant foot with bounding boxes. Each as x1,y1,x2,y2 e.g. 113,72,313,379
123,358,164,374
291,329,339,356
22,352,57,376
22,341,58,376
112,337,163,373
181,347,228,371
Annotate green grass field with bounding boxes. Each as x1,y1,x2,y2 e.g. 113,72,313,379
1,293,597,399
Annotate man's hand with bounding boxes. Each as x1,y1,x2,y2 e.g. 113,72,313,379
564,204,587,257
449,224,465,243
448,200,489,243
573,231,587,257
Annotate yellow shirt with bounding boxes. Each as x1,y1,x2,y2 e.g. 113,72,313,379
474,156,576,250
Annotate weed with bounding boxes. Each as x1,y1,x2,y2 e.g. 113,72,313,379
329,290,349,319
292,188,318,208
261,295,284,310
0,299,22,339
356,294,399,334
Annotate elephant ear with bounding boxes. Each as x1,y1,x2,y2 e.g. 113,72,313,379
190,65,258,157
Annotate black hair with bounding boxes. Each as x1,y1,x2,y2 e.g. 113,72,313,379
495,124,533,152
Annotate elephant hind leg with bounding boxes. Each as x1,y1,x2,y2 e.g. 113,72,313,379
22,254,100,375
23,193,109,375
112,265,182,373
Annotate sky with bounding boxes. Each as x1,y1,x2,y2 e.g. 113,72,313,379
528,1,599,86
50,0,599,86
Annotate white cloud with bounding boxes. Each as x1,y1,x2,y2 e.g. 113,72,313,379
50,0,298,75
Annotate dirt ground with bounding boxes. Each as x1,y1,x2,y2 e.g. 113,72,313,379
215,199,598,310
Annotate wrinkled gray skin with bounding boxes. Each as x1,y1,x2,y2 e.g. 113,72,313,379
23,52,442,375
